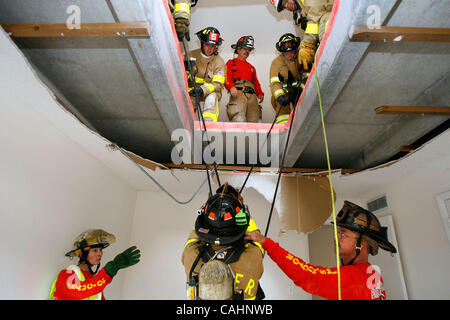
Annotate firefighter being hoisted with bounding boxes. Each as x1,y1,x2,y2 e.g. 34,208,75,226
169,0,199,41
269,0,335,71
187,27,226,123
181,183,265,300
269,33,308,124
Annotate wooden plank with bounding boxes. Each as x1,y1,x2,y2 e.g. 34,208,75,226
350,26,450,43
399,145,416,152
375,105,450,115
2,22,149,38
159,163,360,175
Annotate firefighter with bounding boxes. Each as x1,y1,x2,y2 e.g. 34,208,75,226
270,0,335,71
270,33,308,124
188,27,225,122
49,229,141,300
225,36,264,123
181,183,265,300
245,201,397,300
169,0,192,41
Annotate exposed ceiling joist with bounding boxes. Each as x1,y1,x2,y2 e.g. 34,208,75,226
350,26,450,42
375,106,450,115
2,22,149,38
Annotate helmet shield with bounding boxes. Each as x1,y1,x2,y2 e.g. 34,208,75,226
196,27,223,47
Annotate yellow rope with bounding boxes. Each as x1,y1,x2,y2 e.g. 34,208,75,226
312,49,342,300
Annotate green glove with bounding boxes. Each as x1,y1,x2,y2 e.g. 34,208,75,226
104,246,141,277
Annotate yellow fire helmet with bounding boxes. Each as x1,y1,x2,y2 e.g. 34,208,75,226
65,229,116,258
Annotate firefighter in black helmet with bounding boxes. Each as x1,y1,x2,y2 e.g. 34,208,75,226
181,183,265,300
187,27,225,123
269,33,308,125
246,201,397,300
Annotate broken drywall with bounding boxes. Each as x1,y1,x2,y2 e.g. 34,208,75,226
212,172,336,235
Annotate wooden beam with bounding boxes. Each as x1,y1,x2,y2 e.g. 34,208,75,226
160,163,360,175
399,145,416,153
375,105,450,115
1,22,149,38
350,26,450,42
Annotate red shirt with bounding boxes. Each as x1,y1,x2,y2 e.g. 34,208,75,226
53,267,113,300
263,238,386,300
225,58,264,96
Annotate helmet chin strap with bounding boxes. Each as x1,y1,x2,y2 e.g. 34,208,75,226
342,235,363,266
80,249,101,275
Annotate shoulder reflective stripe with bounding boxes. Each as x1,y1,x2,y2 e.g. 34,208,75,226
204,83,215,94
270,76,281,84
174,3,190,14
325,20,329,32
67,265,85,281
274,89,285,99
195,76,204,84
184,238,200,248
247,218,259,232
253,241,265,255
212,74,225,83
305,23,319,35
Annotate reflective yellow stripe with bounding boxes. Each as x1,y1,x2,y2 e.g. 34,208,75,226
174,3,190,14
244,296,257,300
48,278,57,300
305,23,319,35
203,111,218,122
204,83,215,94
325,20,329,32
212,74,225,83
247,219,265,255
274,89,285,99
184,238,199,248
270,76,281,84
195,76,204,84
276,115,290,124
303,72,310,80
247,219,258,232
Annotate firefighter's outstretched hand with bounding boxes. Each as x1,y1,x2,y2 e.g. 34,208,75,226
245,230,267,244
105,246,141,277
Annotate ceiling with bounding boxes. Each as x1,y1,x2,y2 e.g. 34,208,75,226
0,0,449,170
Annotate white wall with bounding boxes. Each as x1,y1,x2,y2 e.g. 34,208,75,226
331,131,450,299
357,155,450,299
0,28,138,299
189,0,301,123
122,186,311,300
